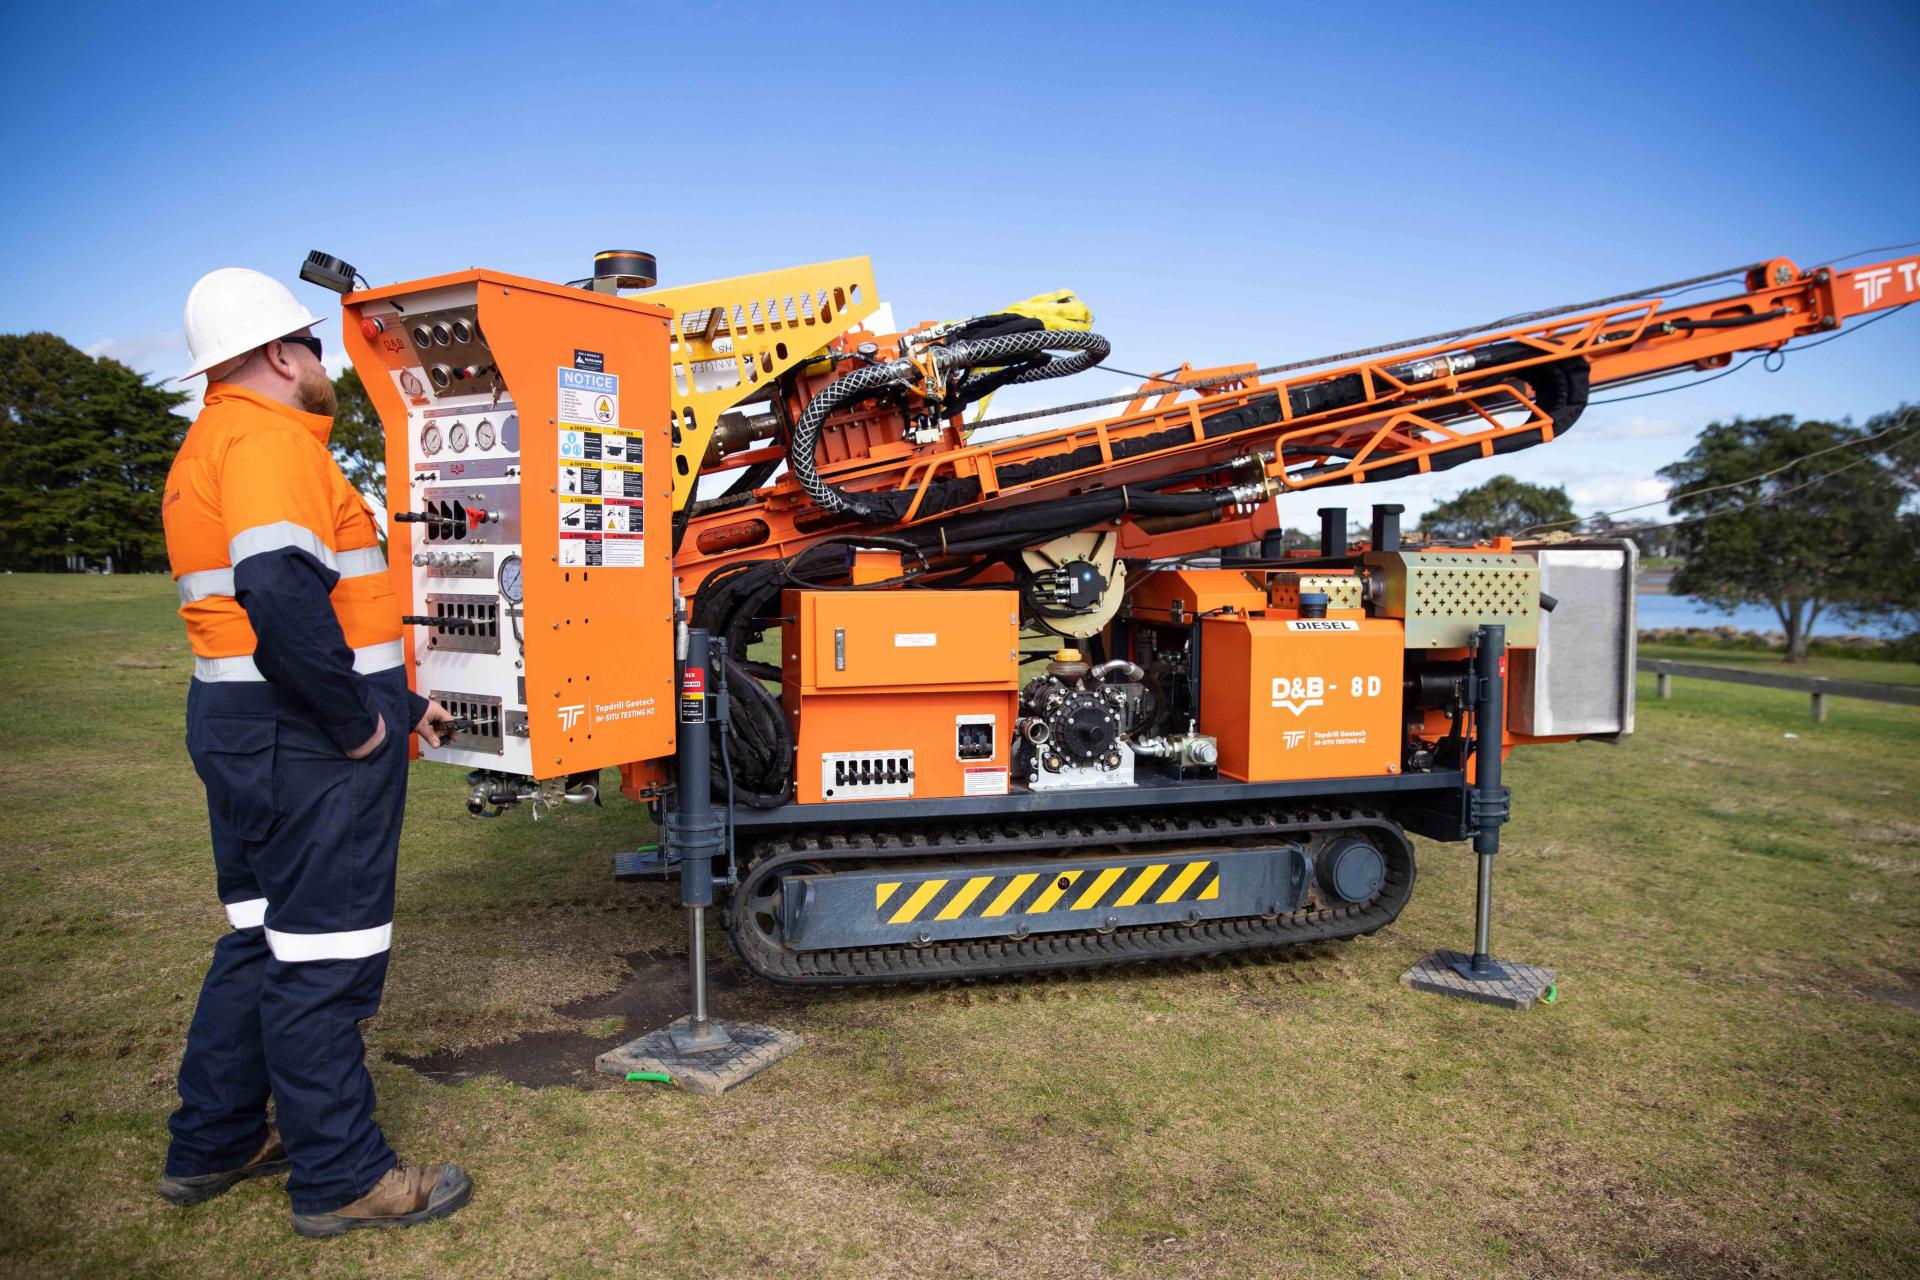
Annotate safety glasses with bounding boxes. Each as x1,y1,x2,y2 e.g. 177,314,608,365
279,334,323,362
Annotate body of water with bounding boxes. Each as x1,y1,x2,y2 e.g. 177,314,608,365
1635,592,1900,639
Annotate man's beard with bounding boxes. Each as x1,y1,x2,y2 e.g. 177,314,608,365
295,361,337,418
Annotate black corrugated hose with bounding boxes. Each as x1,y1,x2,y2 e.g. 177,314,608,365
786,328,1111,523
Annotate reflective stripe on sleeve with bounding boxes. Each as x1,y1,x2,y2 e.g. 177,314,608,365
193,639,405,682
334,546,387,579
179,547,383,606
177,567,237,604
229,521,338,570
223,897,268,929
264,922,392,962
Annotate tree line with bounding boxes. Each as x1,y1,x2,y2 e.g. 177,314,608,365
1419,413,1919,661
0,335,386,572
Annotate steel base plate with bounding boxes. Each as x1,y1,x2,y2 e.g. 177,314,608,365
1402,949,1555,1011
595,1017,803,1096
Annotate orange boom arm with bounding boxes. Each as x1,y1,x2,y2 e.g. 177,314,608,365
676,250,1917,586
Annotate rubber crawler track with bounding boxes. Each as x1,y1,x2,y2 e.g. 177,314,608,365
725,805,1416,985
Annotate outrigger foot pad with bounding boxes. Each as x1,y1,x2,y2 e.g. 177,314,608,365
1402,949,1555,1011
596,1017,802,1096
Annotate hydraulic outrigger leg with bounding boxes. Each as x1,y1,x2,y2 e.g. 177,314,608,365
1402,625,1558,1011
595,628,803,1092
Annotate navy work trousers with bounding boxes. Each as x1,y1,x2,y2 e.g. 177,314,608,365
164,669,412,1214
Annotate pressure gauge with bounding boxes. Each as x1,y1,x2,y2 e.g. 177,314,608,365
399,370,424,397
502,413,519,452
448,421,469,453
498,554,523,605
474,418,497,450
419,423,442,456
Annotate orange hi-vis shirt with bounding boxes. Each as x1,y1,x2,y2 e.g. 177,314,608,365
163,383,409,749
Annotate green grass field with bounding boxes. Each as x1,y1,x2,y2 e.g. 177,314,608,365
2,575,1917,1279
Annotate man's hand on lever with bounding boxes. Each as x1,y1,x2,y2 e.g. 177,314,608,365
415,699,458,748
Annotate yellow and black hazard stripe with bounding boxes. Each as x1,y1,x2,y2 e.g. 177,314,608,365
872,860,1221,926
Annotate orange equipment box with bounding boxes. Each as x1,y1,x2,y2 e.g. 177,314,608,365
1126,566,1266,624
782,589,1019,803
1199,614,1405,782
343,269,676,778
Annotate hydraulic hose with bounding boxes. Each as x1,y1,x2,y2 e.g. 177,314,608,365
788,329,1111,524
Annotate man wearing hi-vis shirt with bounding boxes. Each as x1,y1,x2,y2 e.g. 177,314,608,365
155,267,470,1237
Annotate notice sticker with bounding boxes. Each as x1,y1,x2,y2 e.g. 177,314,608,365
893,632,937,648
557,368,619,428
963,766,1010,797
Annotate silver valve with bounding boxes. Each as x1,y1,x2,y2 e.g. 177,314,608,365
414,550,482,569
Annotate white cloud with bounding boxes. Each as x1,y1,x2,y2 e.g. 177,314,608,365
84,332,186,380
1566,475,1668,512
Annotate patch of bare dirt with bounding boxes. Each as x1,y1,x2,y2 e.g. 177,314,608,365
1857,966,1920,1014
389,950,816,1088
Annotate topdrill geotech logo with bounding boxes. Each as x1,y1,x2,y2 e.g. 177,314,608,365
1854,261,1917,309
1854,267,1894,308
557,704,586,731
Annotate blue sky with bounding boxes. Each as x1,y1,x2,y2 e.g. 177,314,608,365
2,0,1915,523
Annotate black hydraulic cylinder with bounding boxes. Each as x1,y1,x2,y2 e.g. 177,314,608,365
1317,507,1347,557
671,628,725,909
1370,503,1404,553
1465,624,1510,977
1472,625,1506,858
667,626,733,1049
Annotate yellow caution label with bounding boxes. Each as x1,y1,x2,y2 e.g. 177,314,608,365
876,860,1220,925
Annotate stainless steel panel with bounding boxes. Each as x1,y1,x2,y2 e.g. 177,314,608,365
1509,541,1637,739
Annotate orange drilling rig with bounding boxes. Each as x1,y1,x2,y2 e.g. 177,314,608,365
334,243,1917,1001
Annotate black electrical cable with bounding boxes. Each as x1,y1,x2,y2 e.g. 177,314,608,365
1520,406,1920,535
1586,302,1911,407
1095,363,1188,386
1808,239,1920,269
710,654,792,808
1601,435,1918,538
1587,353,1765,405
1780,301,1910,351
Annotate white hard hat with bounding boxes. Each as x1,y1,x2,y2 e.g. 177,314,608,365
179,267,325,382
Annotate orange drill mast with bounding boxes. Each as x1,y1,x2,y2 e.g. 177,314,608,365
676,252,1917,589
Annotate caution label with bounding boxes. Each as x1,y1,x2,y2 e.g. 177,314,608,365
556,421,645,568
558,427,642,466
963,766,1009,797
679,665,707,724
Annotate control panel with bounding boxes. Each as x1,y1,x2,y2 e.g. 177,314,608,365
342,270,678,780
822,750,916,801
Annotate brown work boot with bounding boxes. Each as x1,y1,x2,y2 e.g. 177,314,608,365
156,1128,290,1206
290,1162,473,1238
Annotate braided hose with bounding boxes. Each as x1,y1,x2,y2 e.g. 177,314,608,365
788,329,1111,523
